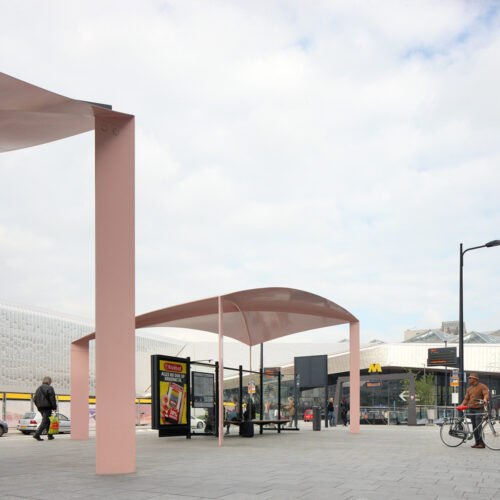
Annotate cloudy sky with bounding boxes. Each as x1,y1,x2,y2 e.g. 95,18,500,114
1,1,499,344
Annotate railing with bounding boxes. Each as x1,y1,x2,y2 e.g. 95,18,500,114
359,405,466,425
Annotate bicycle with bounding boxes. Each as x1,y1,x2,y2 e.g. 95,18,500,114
440,398,500,450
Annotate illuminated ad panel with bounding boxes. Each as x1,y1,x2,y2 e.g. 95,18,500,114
151,355,191,437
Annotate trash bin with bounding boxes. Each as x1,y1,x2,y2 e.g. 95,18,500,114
313,406,321,431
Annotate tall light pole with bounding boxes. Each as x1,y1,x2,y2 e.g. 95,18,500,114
459,239,500,401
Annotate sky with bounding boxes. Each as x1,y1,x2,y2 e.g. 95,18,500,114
1,0,499,344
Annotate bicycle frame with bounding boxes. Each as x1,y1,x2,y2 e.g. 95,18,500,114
452,409,489,440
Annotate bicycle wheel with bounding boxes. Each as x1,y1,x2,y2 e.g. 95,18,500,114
482,419,500,450
440,419,466,447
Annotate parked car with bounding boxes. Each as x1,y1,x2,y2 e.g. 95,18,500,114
17,412,71,434
304,409,313,421
191,415,205,431
0,418,8,437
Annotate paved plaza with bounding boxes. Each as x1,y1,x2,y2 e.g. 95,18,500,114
1,424,499,500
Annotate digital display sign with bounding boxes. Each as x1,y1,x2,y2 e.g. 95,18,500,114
427,347,458,367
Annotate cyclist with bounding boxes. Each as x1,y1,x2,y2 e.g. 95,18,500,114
460,373,489,449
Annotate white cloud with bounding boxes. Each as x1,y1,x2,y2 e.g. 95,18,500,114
0,1,499,343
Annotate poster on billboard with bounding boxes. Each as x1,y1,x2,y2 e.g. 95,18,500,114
151,355,190,437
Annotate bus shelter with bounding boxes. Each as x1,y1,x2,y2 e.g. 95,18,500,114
72,287,361,470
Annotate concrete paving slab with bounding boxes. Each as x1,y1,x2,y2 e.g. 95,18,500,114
1,425,498,499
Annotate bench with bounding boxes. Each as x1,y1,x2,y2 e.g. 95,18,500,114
224,419,291,434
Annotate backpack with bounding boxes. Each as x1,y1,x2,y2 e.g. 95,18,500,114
33,386,47,410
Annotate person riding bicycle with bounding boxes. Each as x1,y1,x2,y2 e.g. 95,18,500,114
460,372,489,449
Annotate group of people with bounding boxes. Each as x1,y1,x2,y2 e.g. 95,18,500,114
327,397,349,426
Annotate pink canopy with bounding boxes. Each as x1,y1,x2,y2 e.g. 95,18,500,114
136,287,357,345
1,72,136,475
0,72,131,152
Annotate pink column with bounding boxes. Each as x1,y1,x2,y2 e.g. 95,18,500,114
95,115,135,474
70,339,90,439
349,321,360,434
218,296,224,446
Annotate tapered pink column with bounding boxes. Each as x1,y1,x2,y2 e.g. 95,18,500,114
349,321,360,434
70,339,90,439
218,296,224,447
95,115,135,474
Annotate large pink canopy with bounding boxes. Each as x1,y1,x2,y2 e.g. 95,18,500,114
136,287,358,345
0,72,131,151
1,72,136,475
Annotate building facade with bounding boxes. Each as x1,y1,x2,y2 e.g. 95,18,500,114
0,301,185,396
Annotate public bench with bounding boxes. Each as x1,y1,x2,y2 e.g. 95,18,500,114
224,419,291,434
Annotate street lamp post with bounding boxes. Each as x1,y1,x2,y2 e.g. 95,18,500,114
459,239,500,401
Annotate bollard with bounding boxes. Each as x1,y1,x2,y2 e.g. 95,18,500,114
313,406,321,431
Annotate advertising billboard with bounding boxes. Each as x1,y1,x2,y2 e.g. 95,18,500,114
151,355,190,437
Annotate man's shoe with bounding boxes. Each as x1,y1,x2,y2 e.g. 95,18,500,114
47,435,54,440
33,435,43,441
475,443,486,448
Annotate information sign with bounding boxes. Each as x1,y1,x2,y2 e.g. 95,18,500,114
427,347,458,367
192,372,214,408
248,379,256,394
366,381,382,388
450,376,459,387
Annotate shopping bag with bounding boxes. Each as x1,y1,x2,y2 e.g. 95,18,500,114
48,414,59,435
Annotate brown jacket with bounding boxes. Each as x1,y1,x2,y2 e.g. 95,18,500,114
463,382,489,408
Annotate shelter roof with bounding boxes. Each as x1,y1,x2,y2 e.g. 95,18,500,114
75,287,357,347
135,287,357,346
0,72,132,152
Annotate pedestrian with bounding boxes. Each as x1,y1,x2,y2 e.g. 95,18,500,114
284,396,295,427
327,397,335,426
340,398,349,426
33,376,57,441
225,395,239,435
460,372,489,449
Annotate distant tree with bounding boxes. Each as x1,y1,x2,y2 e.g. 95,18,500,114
401,370,435,405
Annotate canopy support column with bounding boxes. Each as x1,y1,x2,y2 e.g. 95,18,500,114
349,321,360,434
95,115,136,474
70,339,89,440
218,296,224,446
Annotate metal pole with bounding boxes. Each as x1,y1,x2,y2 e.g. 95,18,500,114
239,365,243,419
459,243,464,402
215,361,219,437
218,296,224,447
445,340,448,413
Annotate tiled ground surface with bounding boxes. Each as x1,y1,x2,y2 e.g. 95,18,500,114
1,424,499,499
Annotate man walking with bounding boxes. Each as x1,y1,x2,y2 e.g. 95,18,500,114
33,376,57,441
340,398,349,426
460,373,489,449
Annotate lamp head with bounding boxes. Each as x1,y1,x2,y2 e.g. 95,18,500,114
485,240,500,248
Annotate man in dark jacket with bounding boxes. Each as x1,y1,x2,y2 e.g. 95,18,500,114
33,376,57,441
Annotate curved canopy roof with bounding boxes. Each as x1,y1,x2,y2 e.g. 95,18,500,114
0,72,132,152
75,287,357,347
136,287,357,346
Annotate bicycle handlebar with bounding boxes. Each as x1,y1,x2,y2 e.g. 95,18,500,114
457,399,488,411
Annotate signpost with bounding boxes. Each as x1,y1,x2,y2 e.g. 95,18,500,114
427,348,458,410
